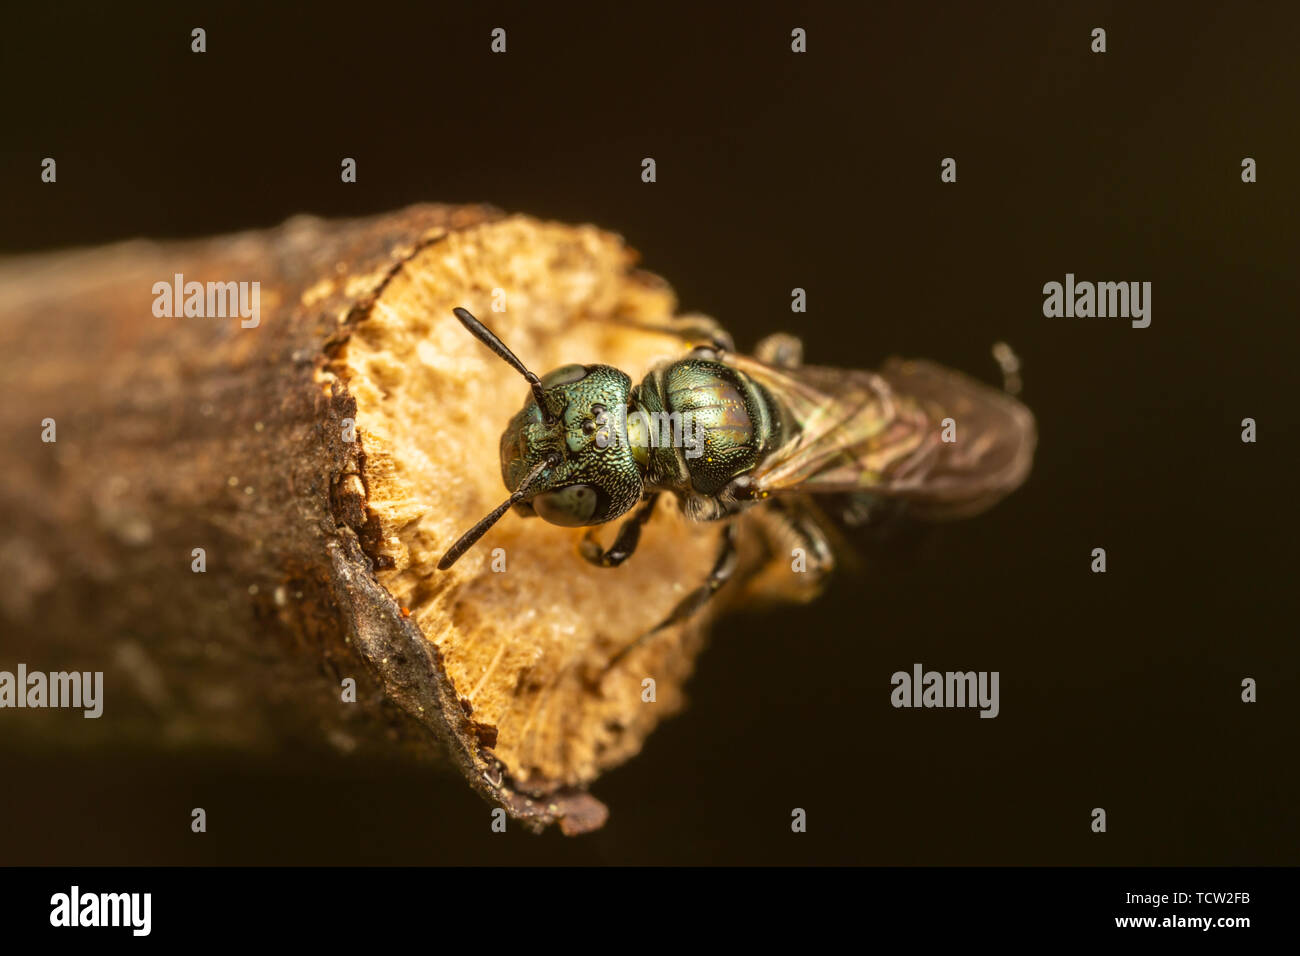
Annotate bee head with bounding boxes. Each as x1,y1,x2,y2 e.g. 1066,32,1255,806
438,309,644,570
499,362,643,527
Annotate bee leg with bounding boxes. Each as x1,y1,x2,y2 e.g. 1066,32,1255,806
580,493,660,568
991,341,1023,396
607,314,735,354
744,500,836,603
753,332,804,369
604,522,739,671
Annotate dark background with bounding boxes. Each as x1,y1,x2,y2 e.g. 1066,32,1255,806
2,2,1296,864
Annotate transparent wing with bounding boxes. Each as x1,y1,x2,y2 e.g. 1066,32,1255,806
729,353,1037,519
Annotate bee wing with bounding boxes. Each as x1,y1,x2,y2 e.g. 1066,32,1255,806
729,353,1037,519
728,353,934,490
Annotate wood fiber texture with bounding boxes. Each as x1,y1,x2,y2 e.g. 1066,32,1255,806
0,204,754,833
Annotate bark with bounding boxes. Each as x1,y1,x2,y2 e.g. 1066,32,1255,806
0,205,745,834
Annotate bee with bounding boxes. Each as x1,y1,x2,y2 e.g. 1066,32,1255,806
438,307,1036,666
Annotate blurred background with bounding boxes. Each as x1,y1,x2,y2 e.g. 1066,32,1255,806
1,1,1296,864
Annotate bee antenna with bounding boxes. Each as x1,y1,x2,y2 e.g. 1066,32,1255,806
437,454,559,570
451,307,555,422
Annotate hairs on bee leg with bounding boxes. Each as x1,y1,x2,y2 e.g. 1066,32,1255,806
739,498,837,604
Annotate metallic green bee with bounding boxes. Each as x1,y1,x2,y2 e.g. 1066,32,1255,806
439,307,1035,663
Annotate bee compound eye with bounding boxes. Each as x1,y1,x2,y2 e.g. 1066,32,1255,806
532,483,602,527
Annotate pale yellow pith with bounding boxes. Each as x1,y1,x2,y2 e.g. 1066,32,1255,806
324,217,722,790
